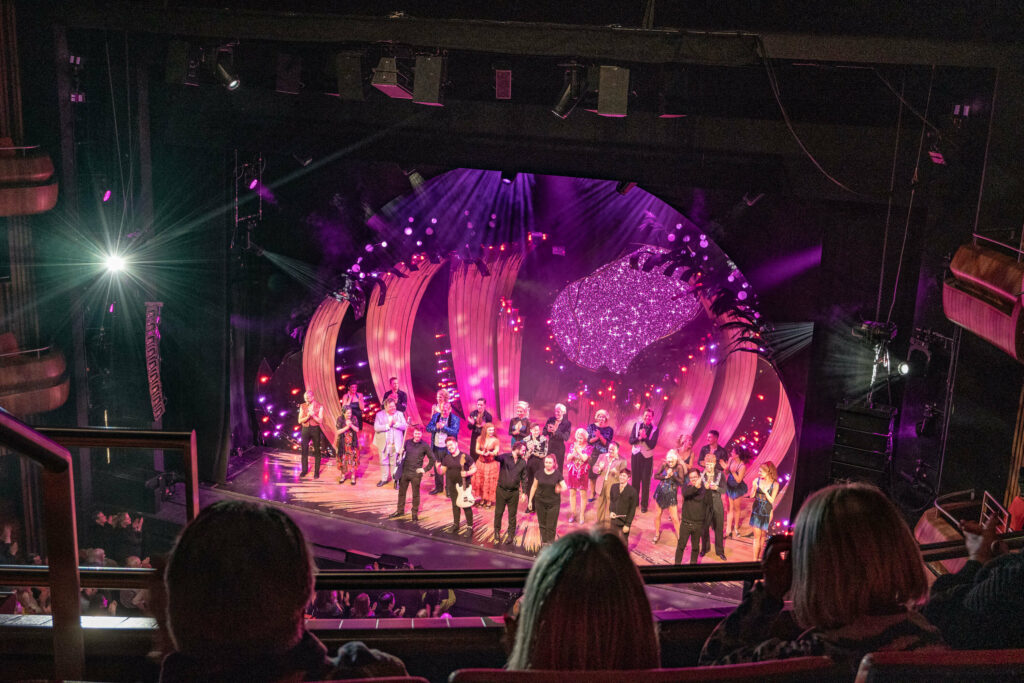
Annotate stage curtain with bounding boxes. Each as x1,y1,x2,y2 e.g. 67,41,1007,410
301,297,350,445
448,248,525,425
366,259,446,429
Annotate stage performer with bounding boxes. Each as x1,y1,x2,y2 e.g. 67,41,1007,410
675,468,707,564
426,398,460,495
543,403,571,470
586,410,614,502
340,382,365,430
493,441,529,545
466,397,493,461
594,441,628,522
438,436,476,535
389,425,434,522
668,433,696,472
652,449,686,543
522,422,548,495
749,461,779,561
724,445,751,539
609,469,639,544
698,429,728,468
373,398,407,487
628,408,659,513
298,391,324,479
381,376,408,414
564,428,592,523
473,423,500,508
509,401,531,447
335,407,360,485
528,455,567,547
700,451,728,561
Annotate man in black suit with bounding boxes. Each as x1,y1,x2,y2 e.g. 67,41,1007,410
628,408,660,514
492,442,530,545
698,429,728,465
389,425,435,522
466,397,493,461
675,469,707,564
381,376,408,414
609,468,639,544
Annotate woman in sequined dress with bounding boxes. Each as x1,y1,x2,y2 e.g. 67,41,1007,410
564,428,591,523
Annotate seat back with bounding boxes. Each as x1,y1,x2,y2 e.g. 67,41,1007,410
856,648,1024,682
451,656,837,682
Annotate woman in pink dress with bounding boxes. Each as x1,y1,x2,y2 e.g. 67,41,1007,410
564,428,592,523
473,423,500,508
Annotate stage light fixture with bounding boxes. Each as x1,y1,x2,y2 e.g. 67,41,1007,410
897,361,910,375
213,50,240,91
616,180,637,195
597,65,630,117
413,54,445,106
104,253,127,273
500,170,516,184
372,57,413,99
551,63,585,119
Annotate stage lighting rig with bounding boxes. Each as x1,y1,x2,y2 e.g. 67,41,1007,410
213,48,241,91
551,62,586,119
103,253,127,273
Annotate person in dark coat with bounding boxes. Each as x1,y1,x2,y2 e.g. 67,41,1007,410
609,469,639,544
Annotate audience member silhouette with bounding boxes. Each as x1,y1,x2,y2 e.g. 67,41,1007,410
699,482,945,674
506,528,659,670
160,500,406,682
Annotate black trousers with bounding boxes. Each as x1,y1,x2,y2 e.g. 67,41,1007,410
701,496,725,556
397,473,422,515
631,452,654,510
675,519,703,564
612,518,630,544
447,479,474,527
494,487,520,536
300,426,322,476
431,446,447,491
535,497,559,543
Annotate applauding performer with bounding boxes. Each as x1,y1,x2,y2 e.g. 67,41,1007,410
466,397,493,460
335,407,360,485
509,401,531,447
298,391,324,478
564,428,592,523
700,451,727,561
373,398,407,487
389,425,434,522
493,441,529,545
543,403,572,470
628,408,659,513
609,469,639,544
586,410,613,502
438,436,476,535
427,399,460,495
528,455,567,547
675,469,707,564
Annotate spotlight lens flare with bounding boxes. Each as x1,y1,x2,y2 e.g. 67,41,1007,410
104,254,127,273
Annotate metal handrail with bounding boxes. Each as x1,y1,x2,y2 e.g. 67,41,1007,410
0,410,83,680
0,344,53,359
37,427,200,522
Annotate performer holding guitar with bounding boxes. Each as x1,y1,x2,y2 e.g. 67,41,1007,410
298,390,324,478
438,435,477,535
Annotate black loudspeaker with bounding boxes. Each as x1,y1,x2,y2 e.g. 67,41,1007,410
831,403,895,484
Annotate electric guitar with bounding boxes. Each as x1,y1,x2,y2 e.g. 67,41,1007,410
455,480,475,508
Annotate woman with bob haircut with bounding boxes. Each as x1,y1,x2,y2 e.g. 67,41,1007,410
699,482,944,674
506,528,660,670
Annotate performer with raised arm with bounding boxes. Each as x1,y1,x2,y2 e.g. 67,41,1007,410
528,454,567,547
389,425,434,522
381,376,408,414
628,408,660,513
335,406,360,485
700,450,728,561
466,397,493,461
492,441,529,545
609,468,639,544
373,398,407,487
426,395,460,495
564,428,591,523
543,403,571,470
438,436,476,535
508,401,531,447
298,390,324,478
586,409,613,503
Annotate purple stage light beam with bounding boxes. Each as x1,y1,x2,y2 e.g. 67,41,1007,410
549,248,702,374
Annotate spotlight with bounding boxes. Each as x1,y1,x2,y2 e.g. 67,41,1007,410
102,190,112,202
104,254,127,273
372,57,413,99
213,50,240,91
500,170,516,184
551,62,585,119
248,178,259,190
897,361,910,375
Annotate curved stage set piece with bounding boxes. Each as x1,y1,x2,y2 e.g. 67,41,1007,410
243,170,797,568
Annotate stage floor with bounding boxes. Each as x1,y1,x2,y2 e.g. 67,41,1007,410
216,447,758,572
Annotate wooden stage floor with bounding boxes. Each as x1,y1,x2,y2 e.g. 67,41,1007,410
217,446,761,569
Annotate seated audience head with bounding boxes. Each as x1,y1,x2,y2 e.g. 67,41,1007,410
351,592,373,617
164,500,314,661
507,528,659,670
791,482,927,630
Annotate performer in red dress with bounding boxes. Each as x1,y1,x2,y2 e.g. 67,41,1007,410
564,428,592,523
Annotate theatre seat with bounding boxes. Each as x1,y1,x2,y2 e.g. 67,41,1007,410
318,678,429,683
855,648,1024,682
450,656,837,682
